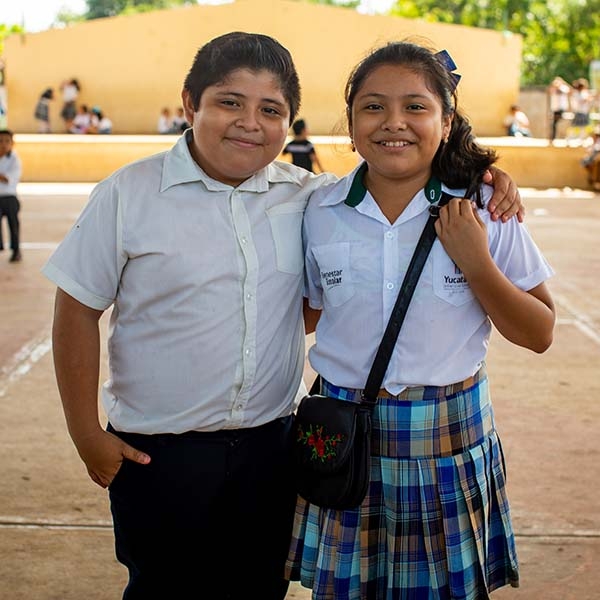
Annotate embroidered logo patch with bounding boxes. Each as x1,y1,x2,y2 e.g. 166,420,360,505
437,262,470,296
321,269,343,288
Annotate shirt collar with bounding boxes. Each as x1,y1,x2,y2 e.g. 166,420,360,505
343,161,369,207
318,161,458,220
160,130,306,193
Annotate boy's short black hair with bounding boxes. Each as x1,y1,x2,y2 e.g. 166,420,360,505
183,32,301,124
0,129,14,139
292,119,306,135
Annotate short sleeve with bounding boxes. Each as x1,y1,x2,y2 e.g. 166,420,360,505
41,178,126,310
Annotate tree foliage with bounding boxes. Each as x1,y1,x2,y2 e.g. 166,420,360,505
0,24,23,55
390,0,600,85
84,0,193,20
3,0,598,86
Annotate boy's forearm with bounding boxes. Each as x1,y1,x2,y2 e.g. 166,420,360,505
52,289,105,445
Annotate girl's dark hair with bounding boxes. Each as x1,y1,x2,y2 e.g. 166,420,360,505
183,32,301,124
345,41,497,201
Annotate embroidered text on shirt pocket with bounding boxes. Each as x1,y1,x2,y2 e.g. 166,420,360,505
266,202,306,274
431,243,475,306
312,242,355,307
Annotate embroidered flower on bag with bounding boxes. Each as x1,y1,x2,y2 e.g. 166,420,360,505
297,424,344,462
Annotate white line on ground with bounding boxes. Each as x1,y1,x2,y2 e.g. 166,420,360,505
17,182,97,195
554,293,600,347
0,332,52,397
20,242,59,250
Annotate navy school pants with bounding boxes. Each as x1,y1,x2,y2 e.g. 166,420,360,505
0,195,19,251
108,416,296,600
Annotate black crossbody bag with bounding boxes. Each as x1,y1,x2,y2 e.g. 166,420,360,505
293,190,458,510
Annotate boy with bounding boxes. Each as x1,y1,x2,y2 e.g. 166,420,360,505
282,118,324,172
0,129,22,262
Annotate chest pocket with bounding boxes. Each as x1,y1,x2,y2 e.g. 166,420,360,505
266,201,306,274
431,242,475,306
312,242,355,307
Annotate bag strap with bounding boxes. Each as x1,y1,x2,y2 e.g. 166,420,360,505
360,189,457,405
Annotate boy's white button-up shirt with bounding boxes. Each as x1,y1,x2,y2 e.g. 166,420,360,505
0,150,21,196
42,132,334,434
304,163,554,393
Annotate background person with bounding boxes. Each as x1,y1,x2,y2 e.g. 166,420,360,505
581,126,600,189
34,87,54,133
69,104,92,134
503,103,532,137
171,106,189,133
282,118,324,172
87,106,113,134
0,129,22,262
60,78,80,132
548,76,571,142
567,78,593,144
156,106,173,133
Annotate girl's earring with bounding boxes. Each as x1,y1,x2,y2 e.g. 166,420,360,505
350,140,356,152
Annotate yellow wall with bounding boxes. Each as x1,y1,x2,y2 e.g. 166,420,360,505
4,0,521,136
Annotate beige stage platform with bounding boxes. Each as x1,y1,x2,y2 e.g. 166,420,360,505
14,133,593,190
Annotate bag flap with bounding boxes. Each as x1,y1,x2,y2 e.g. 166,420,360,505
294,394,358,473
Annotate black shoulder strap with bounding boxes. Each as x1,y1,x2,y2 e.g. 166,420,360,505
361,191,455,404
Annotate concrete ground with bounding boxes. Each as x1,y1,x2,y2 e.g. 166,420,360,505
0,183,599,599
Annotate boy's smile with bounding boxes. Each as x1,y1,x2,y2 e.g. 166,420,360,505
182,68,290,187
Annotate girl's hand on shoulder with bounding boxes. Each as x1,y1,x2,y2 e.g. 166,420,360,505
434,198,491,275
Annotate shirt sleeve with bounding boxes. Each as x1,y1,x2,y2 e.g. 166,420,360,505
41,177,126,310
484,211,554,291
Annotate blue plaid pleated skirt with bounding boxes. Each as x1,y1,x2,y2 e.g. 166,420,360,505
285,366,519,599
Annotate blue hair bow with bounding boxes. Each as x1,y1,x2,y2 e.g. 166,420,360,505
435,49,461,90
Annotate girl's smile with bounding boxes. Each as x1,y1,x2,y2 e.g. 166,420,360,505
350,64,451,186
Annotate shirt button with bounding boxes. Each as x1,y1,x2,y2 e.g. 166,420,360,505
386,282,394,290
237,404,243,411
246,292,252,300
386,231,394,239
245,348,251,356
240,237,248,245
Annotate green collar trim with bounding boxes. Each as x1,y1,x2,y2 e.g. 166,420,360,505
344,165,444,208
425,175,442,205
343,162,369,207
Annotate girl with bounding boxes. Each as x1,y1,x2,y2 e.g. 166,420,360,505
286,41,556,599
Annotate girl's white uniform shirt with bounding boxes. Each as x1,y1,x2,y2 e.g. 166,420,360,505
304,163,554,393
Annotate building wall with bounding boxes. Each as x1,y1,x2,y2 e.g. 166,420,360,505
4,0,522,136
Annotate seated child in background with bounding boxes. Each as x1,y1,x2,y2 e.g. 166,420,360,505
503,104,532,137
69,104,92,134
581,127,600,189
